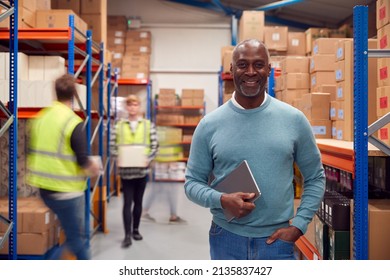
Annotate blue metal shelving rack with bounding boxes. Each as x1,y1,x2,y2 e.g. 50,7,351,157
0,0,18,260
353,5,390,260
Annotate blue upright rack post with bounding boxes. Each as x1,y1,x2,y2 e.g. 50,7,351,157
98,42,105,231
218,66,223,106
85,29,93,245
8,0,18,260
67,15,75,76
106,63,112,201
268,68,275,98
353,5,369,260
146,80,152,120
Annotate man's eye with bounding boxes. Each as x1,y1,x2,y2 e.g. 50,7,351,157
255,63,265,69
237,63,246,68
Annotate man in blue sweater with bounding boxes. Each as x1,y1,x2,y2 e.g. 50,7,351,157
184,39,325,260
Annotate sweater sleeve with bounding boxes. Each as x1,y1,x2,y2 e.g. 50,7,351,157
184,119,223,209
70,123,89,168
291,113,325,234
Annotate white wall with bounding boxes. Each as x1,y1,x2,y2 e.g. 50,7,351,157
108,0,232,114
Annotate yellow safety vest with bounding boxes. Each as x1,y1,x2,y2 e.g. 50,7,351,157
27,101,87,192
117,119,151,155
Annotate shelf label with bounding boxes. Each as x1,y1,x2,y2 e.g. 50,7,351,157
337,129,343,140
292,39,300,46
337,87,343,98
380,96,388,109
380,35,388,49
380,127,389,140
338,109,344,120
312,126,326,135
337,47,343,60
335,69,342,81
330,108,336,118
380,6,387,20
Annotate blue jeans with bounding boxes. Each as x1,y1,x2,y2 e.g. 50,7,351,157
40,192,90,260
209,222,296,260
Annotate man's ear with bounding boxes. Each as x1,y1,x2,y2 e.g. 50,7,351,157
267,64,271,77
230,63,233,73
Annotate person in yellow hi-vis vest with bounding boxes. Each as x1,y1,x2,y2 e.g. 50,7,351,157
27,74,101,260
110,94,159,248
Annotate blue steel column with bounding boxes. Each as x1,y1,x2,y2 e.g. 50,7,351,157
8,0,18,260
146,80,152,120
98,42,104,230
85,30,93,244
113,69,118,195
106,63,112,201
353,5,369,260
231,15,238,46
268,68,275,98
218,66,223,106
67,15,75,75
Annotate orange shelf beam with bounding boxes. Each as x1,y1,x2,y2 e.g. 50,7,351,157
118,78,149,85
0,28,71,40
295,236,321,260
221,73,232,80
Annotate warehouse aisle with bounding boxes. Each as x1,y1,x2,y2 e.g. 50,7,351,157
91,182,212,260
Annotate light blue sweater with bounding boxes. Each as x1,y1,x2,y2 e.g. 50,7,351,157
184,96,325,237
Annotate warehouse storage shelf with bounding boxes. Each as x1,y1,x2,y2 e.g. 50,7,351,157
0,0,19,260
351,6,390,259
316,139,387,177
156,105,204,110
117,78,152,120
0,7,118,258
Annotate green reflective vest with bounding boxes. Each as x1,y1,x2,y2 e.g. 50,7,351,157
27,101,86,192
117,119,151,155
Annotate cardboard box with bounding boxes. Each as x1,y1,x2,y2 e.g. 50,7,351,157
52,0,81,14
310,120,331,139
312,38,341,55
221,46,234,64
376,86,390,116
317,84,337,101
283,73,310,89
0,6,35,28
5,52,29,81
378,58,390,86
44,56,66,81
310,55,335,73
367,200,390,259
336,38,353,61
80,0,106,15
35,10,88,35
0,52,6,80
222,50,233,73
239,11,265,43
302,93,331,120
181,89,204,99
264,26,288,51
310,71,335,91
28,56,45,80
330,101,339,121
287,32,306,56
281,89,308,105
377,23,390,49
305,28,330,55
378,123,390,146
80,14,107,45
280,56,309,74
377,0,390,29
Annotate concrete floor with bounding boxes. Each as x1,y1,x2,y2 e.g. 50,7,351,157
90,182,315,260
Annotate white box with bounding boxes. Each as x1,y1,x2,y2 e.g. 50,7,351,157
28,56,45,80
35,81,55,107
5,52,29,80
74,83,86,110
19,80,37,107
0,53,6,80
0,79,7,103
44,56,66,81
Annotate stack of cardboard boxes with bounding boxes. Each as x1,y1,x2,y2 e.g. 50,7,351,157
376,0,390,146
121,30,151,80
0,197,60,256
